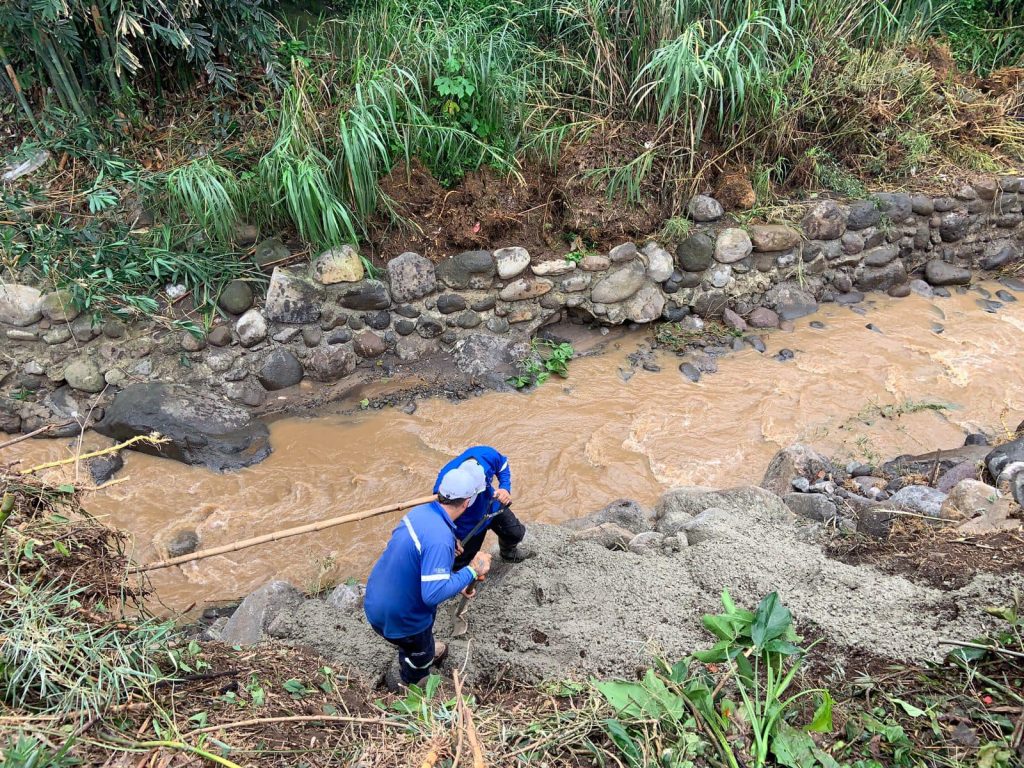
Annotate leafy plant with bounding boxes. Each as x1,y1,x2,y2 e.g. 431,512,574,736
510,339,574,389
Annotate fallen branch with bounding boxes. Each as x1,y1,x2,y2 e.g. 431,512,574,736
939,638,1024,660
185,713,405,737
132,494,436,573
0,423,61,450
19,434,167,475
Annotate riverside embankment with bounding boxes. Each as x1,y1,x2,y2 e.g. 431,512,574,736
6,281,1024,613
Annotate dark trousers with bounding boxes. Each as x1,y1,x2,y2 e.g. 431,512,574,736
454,506,526,570
374,624,436,685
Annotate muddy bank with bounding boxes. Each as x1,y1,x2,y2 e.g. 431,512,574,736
240,486,1022,686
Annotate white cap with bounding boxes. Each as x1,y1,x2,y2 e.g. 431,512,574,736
438,467,480,500
458,459,487,495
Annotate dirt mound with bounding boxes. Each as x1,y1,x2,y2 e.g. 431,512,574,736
265,486,1023,687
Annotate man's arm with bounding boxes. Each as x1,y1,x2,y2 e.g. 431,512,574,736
419,543,476,607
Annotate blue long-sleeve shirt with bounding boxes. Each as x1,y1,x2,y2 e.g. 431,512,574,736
363,502,476,639
433,446,511,540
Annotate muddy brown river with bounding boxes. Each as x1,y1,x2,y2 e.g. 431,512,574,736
5,283,1023,614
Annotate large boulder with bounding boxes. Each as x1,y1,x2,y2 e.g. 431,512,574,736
940,479,1001,522
888,485,947,518
714,228,753,264
924,260,971,287
749,224,801,252
591,261,646,303
338,280,391,311
985,436,1024,482
563,499,654,534
452,333,526,379
221,581,305,646
436,250,495,289
761,444,838,497
387,252,436,302
258,349,304,390
783,493,837,522
39,290,80,323
265,267,323,323
624,284,666,323
96,383,272,470
676,232,715,272
494,247,531,279
313,245,364,285
641,243,674,282
568,522,634,550
305,345,357,382
855,260,907,292
801,200,848,240
687,195,723,222
883,445,989,479
0,283,43,326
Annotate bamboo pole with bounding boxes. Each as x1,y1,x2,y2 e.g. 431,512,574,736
131,494,438,573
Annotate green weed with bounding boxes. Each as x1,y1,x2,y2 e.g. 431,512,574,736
510,339,575,389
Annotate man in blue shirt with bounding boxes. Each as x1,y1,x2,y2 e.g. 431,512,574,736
364,467,492,688
434,445,530,569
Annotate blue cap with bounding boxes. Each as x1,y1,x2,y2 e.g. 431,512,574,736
438,467,480,500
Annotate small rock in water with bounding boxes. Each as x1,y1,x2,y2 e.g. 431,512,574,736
848,305,867,316
775,348,795,362
791,476,811,493
809,320,826,329
167,529,200,558
678,363,701,383
866,323,882,334
971,285,992,298
996,289,1017,303
977,299,1002,313
642,360,661,373
933,287,951,298
964,432,990,446
999,277,1024,292
746,336,766,353
929,305,946,319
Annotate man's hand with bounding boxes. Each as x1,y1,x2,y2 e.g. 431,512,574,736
494,489,511,505
461,585,477,599
470,552,492,577
455,539,464,556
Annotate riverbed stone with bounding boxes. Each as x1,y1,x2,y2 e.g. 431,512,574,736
749,224,801,252
181,331,206,352
327,583,366,614
353,330,387,358
862,244,898,267
39,290,80,323
783,492,837,523
452,333,524,378
687,194,724,222
714,228,752,264
924,260,971,286
236,309,268,347
436,293,467,314
417,315,444,339
436,250,495,289
872,192,913,222
88,452,124,485
855,260,907,291
889,485,947,518
561,273,591,292
338,280,391,311
455,310,482,329
610,242,638,262
253,237,289,269
313,245,364,285
0,283,42,326
624,284,666,323
747,307,779,328
258,349,303,390
580,254,610,271
761,443,836,497
774,285,817,321
979,240,1017,271
569,523,634,550
63,358,105,393
709,263,732,289
532,260,576,277
494,247,531,279
641,243,674,282
97,382,272,470
591,261,646,303
676,232,714,272
43,326,72,345
939,479,1000,522
265,267,323,324
801,200,848,240
221,581,305,646
306,344,357,381
218,280,254,315
846,200,881,230
387,252,436,303
939,212,969,242
499,278,553,302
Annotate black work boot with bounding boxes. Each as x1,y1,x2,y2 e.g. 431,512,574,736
499,544,535,563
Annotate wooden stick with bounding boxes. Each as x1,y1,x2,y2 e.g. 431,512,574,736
132,495,437,573
939,638,1024,660
0,424,57,450
185,713,404,737
19,434,166,475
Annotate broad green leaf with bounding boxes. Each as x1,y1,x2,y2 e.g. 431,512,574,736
807,691,834,732
772,722,841,768
721,588,736,613
890,698,927,718
703,614,740,641
596,680,655,719
603,719,641,767
692,639,731,663
751,592,792,648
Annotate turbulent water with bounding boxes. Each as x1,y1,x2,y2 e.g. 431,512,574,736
5,283,1023,614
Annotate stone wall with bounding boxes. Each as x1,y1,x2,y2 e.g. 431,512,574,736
1,175,1023,434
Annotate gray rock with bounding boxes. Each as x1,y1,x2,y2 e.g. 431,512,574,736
774,285,817,321
486,316,510,334
417,315,444,338
387,252,436,303
888,485,947,518
939,212,969,242
96,383,272,470
452,333,524,378
87,452,123,485
218,280,255,314
167,529,200,558
568,498,654,534
801,200,848,240
709,264,732,288
354,330,387,358
302,327,323,347
622,284,664,323
747,306,780,328
265,268,323,324
841,232,865,255
220,581,304,646
312,245,364,284
306,344,356,381
499,277,553,302
208,326,232,347
7,329,36,341
181,331,206,353
749,224,801,252
656,509,694,537
714,228,753,264
846,200,881,230
253,237,289,268
985,436,1024,480
979,241,1017,271
44,327,73,345
784,492,838,522
627,531,667,555
569,523,634,550
924,260,971,287
436,250,495,289
455,309,481,328
872,192,913,222
102,319,125,339
857,506,894,538
855,260,907,291
561,273,591,292
532,260,576,277
435,293,467,314
580,254,610,271
679,362,700,382
862,244,898,267
494,246,531,279
39,290,80,323
0,283,42,326
641,243,674,282
394,319,415,336
676,232,715,272
339,280,391,311
326,583,366,614
687,195,724,221
258,349,304,390
64,358,105,393
591,261,646,303
235,309,268,347
610,242,638,262
910,194,934,215
723,308,747,332
225,380,267,407
761,444,837,497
